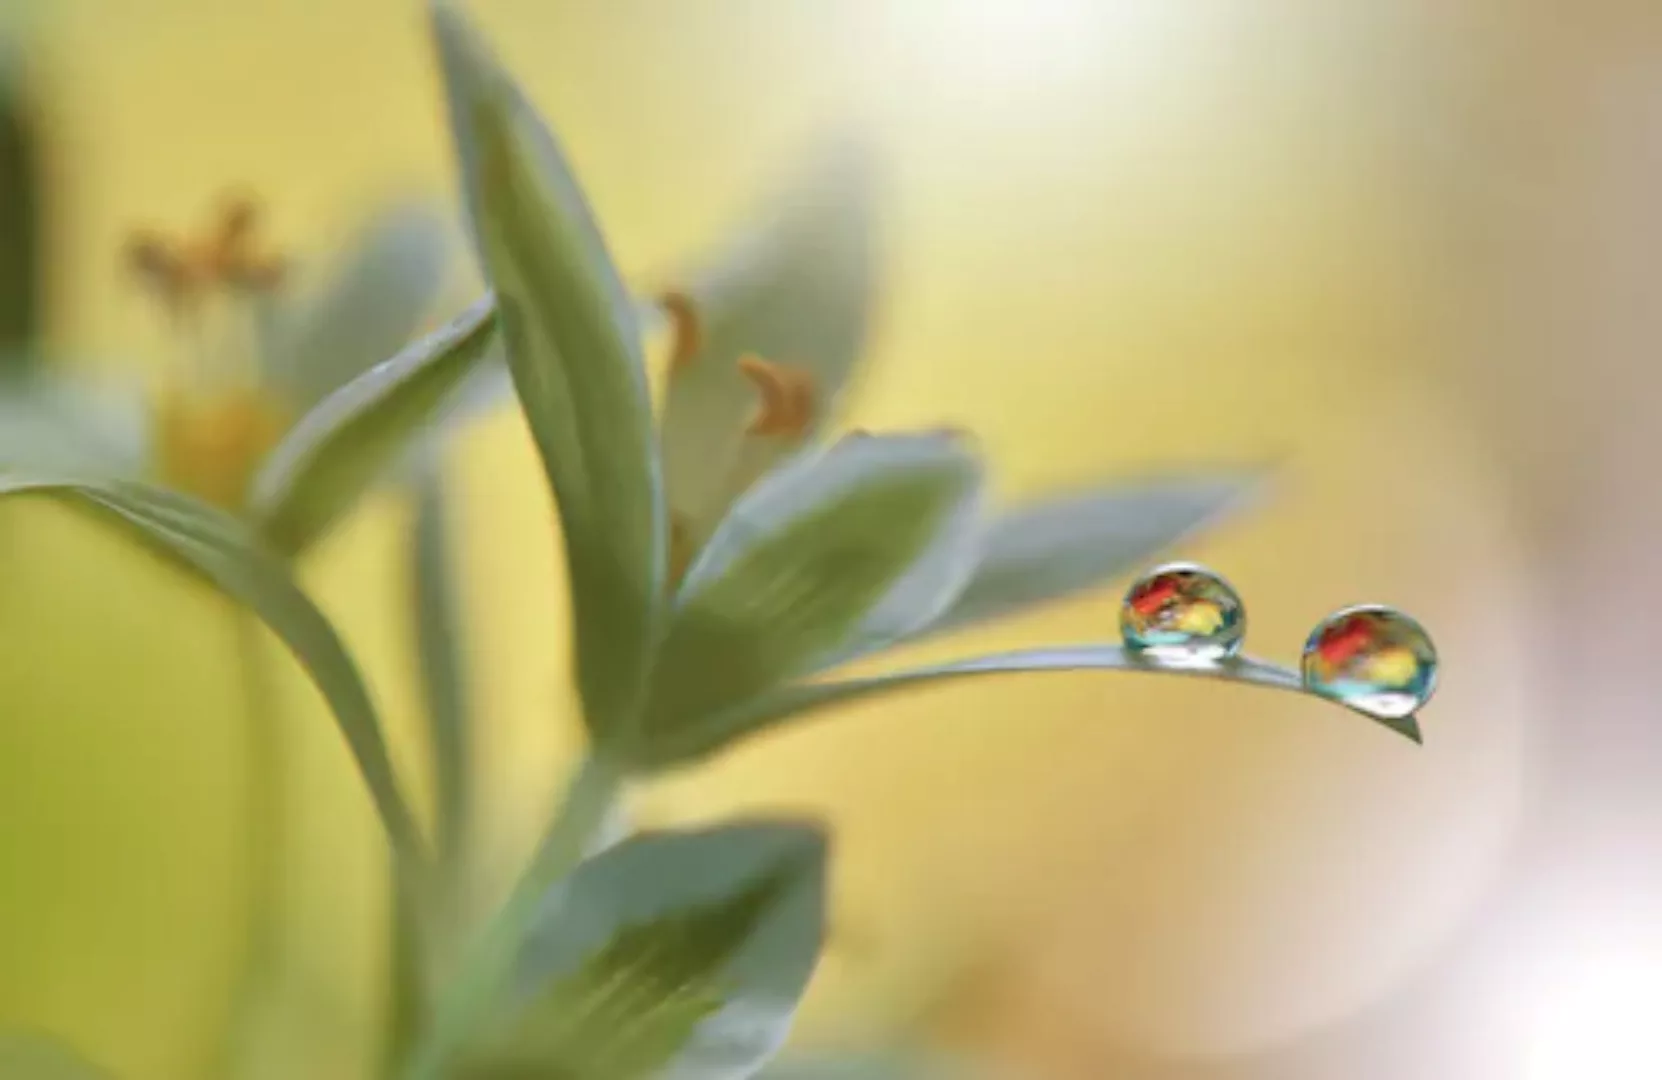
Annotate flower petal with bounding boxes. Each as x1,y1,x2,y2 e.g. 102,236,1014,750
657,142,879,542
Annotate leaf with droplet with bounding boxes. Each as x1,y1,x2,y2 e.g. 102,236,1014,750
672,644,1422,761
432,3,666,741
918,474,1256,639
657,142,879,541
0,1033,112,1079
460,821,827,1080
251,294,498,554
263,201,457,411
638,432,982,767
0,472,428,867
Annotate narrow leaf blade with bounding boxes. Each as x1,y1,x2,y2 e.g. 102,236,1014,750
658,644,1421,765
641,433,982,764
924,475,1256,637
432,5,666,739
251,295,497,553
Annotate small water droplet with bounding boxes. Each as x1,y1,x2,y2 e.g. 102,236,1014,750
1120,562,1245,665
1301,605,1437,719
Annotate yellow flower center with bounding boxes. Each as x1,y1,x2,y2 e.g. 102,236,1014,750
152,386,291,511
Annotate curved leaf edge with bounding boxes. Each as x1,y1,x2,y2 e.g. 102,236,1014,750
0,473,430,872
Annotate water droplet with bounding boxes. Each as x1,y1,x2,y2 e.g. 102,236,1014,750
1301,605,1438,719
1120,562,1245,665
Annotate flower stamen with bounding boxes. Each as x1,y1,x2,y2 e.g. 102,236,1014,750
736,354,814,439
659,291,703,373
124,231,207,317
205,195,288,294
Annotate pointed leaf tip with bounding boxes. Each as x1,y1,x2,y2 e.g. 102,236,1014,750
252,294,498,554
432,0,667,739
1386,714,1423,744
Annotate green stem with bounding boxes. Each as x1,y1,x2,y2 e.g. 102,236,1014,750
212,610,288,1080
381,858,430,1080
401,754,622,1080
384,471,469,1079
412,469,471,891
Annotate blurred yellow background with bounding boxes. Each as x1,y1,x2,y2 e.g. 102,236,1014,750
4,1,1661,1078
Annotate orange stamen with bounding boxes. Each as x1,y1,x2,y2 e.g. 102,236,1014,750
736,354,815,438
660,291,703,372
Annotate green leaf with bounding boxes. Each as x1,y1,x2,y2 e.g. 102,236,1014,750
250,295,498,554
465,821,828,1080
410,462,473,868
638,433,982,767
672,644,1423,759
657,142,879,539
0,48,42,366
0,473,429,866
0,1033,111,1079
921,474,1256,638
825,452,984,663
264,201,457,411
432,4,667,739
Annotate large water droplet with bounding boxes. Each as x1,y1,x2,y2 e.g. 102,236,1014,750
1301,605,1438,719
1120,562,1245,665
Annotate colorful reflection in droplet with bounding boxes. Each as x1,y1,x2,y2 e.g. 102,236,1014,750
1120,562,1245,665
1301,604,1437,720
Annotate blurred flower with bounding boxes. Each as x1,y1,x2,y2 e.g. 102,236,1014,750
0,189,469,554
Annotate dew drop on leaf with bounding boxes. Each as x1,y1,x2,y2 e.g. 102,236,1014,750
1119,562,1246,665
1300,604,1438,719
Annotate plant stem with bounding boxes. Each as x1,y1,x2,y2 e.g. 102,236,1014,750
383,470,469,1079
213,609,288,1080
381,858,430,1080
412,469,471,893
401,754,622,1080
